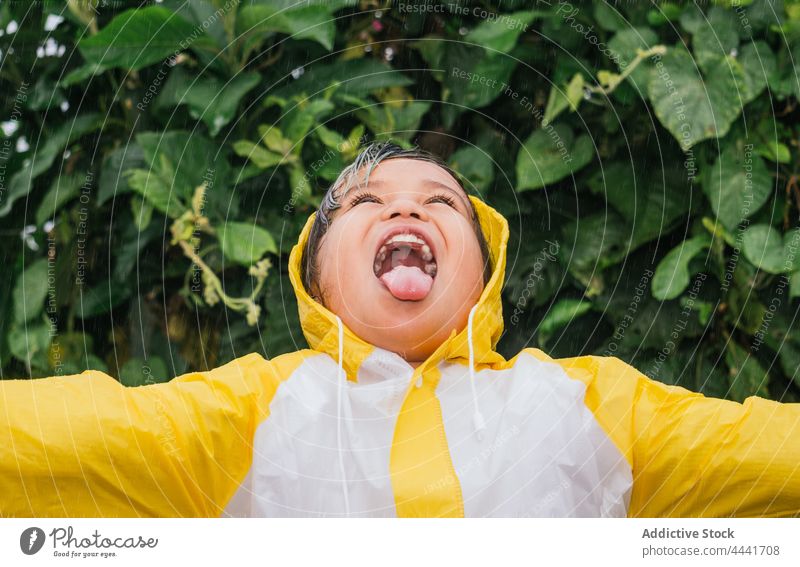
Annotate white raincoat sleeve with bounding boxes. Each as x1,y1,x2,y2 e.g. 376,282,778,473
557,354,800,517
0,352,308,517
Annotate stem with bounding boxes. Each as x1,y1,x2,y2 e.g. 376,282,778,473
589,45,667,96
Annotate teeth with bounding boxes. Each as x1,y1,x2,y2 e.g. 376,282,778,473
386,233,426,246
424,262,437,277
374,260,381,274
421,244,432,262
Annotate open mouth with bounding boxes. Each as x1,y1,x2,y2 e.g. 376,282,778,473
373,231,438,301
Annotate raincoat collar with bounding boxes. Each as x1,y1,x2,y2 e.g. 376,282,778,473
287,196,509,381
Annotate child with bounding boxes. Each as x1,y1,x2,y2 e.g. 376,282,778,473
1,142,798,518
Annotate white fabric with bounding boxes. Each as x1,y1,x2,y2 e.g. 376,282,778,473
334,315,351,516
229,352,409,517
436,352,632,517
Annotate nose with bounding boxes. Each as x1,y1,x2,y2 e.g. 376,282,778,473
381,197,429,221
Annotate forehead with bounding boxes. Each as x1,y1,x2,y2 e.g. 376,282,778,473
340,157,466,198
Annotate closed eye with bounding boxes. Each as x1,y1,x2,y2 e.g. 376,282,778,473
349,192,382,207
426,193,456,207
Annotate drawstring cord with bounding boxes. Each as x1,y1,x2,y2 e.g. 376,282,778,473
467,305,486,440
334,315,351,517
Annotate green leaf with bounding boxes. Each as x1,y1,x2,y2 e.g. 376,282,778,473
119,356,169,387
78,7,206,71
594,2,628,31
562,213,629,291
516,124,594,191
725,341,769,402
449,146,495,193
157,68,261,136
316,125,345,149
465,10,541,54
444,54,517,127
236,4,336,50
77,280,132,319
232,140,284,169
132,130,232,215
791,270,800,299
539,299,592,342
543,73,585,125
126,158,185,217
691,6,740,73
13,259,50,324
648,48,742,149
741,224,798,274
608,27,659,94
757,140,790,164
0,114,102,217
98,143,146,205
588,162,691,251
219,222,277,266
705,144,772,231
131,195,153,231
257,125,294,155
35,173,85,226
652,235,711,300
8,323,51,371
60,62,109,87
275,58,413,99
647,3,684,26
738,41,777,103
417,41,517,128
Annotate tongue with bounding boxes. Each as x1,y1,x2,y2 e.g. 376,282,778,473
379,265,433,300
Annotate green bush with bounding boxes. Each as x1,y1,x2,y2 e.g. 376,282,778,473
1,0,799,402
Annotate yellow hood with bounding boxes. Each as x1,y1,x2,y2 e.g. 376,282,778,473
287,196,510,379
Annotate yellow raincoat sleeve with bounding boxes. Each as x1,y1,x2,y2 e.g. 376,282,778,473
0,351,307,517
554,353,800,517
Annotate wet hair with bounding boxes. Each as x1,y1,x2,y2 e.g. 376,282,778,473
301,141,492,301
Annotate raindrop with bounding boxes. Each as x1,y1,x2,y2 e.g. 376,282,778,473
384,47,394,61
43,220,55,233
16,137,29,152
60,101,70,112
459,27,468,35
291,66,305,79
6,20,18,34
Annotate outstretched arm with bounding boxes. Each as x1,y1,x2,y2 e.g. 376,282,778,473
0,352,306,517
545,353,800,517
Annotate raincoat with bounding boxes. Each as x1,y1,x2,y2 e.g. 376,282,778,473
1,197,799,517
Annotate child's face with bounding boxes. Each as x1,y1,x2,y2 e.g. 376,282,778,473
316,158,486,364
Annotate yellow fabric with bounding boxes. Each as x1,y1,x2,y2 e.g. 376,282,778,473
522,350,800,517
390,366,463,517
0,351,311,516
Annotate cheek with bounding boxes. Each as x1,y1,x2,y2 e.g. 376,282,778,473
443,219,484,272
317,224,370,303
